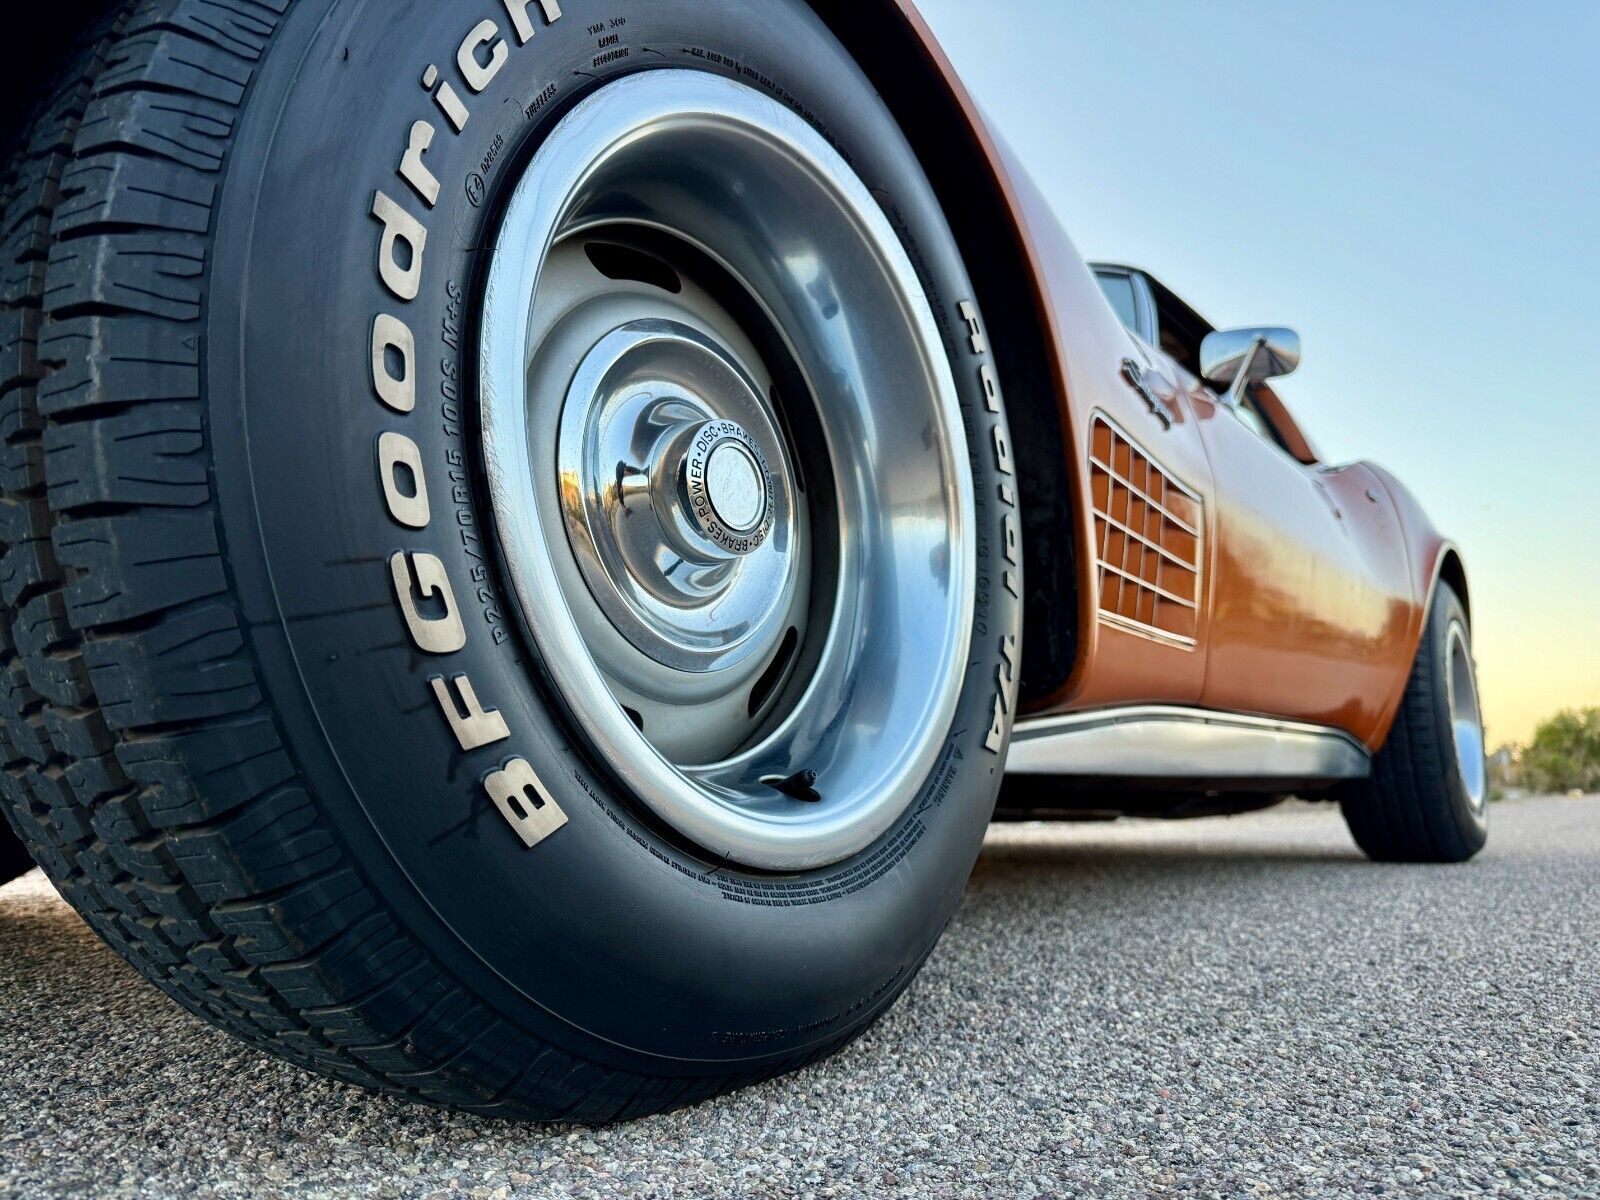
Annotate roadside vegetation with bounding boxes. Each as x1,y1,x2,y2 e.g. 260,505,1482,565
1489,707,1600,797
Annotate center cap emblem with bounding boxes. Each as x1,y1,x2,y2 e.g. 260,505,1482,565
681,420,776,556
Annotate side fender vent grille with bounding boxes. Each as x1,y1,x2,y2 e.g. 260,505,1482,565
1089,414,1203,647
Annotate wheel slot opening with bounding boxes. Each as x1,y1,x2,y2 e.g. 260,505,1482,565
584,240,682,294
768,385,806,494
747,625,799,718
762,769,821,804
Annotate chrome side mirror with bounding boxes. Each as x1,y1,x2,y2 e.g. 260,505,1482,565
1200,327,1301,402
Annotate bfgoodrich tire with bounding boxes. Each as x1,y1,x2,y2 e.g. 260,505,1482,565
0,0,1022,1119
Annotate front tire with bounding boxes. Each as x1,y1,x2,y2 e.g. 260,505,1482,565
1340,583,1487,863
0,0,1021,1119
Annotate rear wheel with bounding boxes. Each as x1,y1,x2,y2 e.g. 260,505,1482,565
1340,584,1487,863
0,0,1021,1119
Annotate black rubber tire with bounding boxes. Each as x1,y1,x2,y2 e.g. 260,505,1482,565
1339,584,1487,864
0,0,1022,1120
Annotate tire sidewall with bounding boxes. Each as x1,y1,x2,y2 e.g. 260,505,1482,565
205,0,1021,1071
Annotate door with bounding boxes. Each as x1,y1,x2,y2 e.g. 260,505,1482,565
1183,382,1413,744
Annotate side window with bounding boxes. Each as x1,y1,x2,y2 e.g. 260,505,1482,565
1095,271,1141,335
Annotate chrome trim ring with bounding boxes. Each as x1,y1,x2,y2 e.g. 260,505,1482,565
1446,620,1487,813
479,71,975,870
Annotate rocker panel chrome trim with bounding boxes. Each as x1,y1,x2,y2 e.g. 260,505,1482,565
1006,706,1371,781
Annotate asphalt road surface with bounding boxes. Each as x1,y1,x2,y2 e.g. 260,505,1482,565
2,795,1596,1199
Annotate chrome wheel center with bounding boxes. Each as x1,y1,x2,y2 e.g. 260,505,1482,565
558,321,794,675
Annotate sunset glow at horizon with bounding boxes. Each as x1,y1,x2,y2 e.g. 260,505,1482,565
920,0,1599,747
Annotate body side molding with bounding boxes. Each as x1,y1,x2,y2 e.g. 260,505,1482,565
1007,706,1371,782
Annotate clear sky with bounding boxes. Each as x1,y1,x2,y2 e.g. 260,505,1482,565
917,0,1600,747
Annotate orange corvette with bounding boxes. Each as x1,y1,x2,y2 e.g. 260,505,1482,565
0,0,1480,1119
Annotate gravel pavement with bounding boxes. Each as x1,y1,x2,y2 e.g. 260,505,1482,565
2,795,1597,1199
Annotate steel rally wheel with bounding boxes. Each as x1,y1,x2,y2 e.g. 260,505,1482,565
480,70,976,870
0,0,1021,1120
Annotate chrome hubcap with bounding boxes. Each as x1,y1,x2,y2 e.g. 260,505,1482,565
557,320,794,675
478,71,974,870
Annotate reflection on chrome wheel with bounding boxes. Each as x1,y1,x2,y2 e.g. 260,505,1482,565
480,71,975,870
1446,619,1487,814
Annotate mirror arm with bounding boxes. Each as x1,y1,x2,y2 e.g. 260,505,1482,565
1226,335,1268,407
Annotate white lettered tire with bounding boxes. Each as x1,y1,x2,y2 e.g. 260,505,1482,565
0,0,1022,1119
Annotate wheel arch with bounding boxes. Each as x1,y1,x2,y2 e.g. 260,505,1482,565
807,0,1080,705
0,1,117,149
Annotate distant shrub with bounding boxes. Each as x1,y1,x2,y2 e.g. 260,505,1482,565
1518,708,1600,795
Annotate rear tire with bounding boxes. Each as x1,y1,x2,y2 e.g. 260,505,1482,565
1340,583,1487,863
0,0,1021,1120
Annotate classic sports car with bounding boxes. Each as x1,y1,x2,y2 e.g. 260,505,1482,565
0,0,1482,1120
